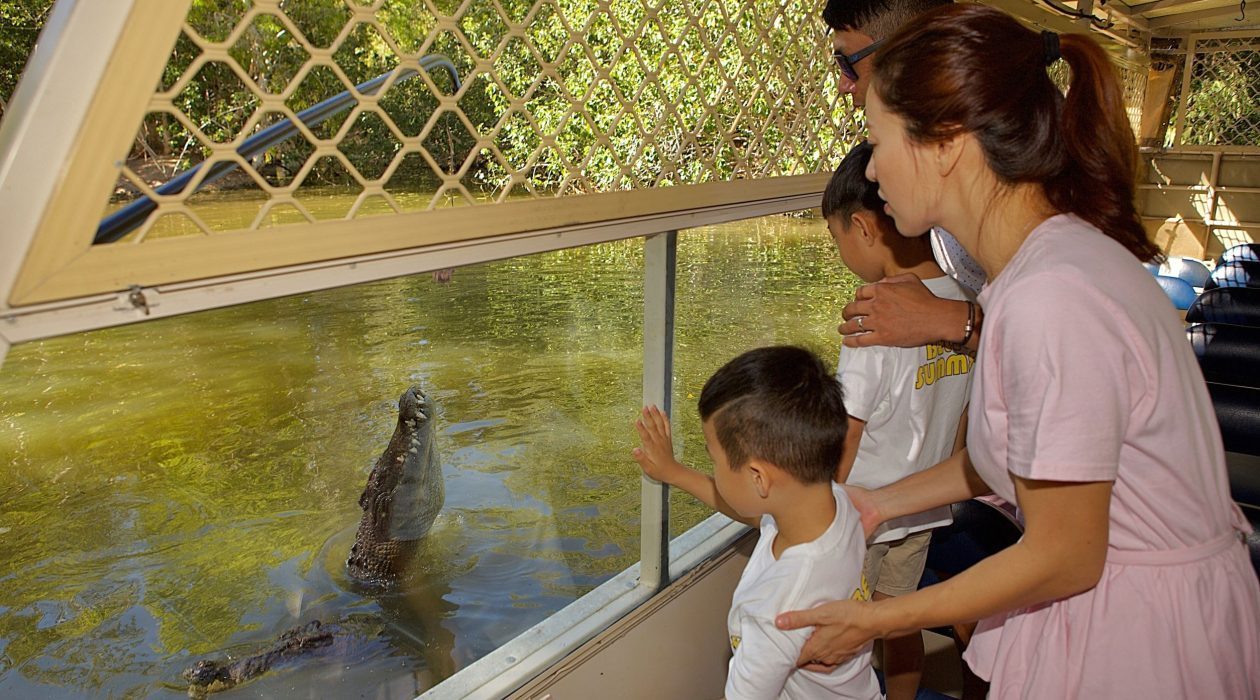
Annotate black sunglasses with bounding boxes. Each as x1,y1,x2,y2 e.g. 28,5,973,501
833,39,884,81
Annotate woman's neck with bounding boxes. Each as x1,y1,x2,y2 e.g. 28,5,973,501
946,181,1056,281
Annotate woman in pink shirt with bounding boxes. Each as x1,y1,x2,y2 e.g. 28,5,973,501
777,5,1260,697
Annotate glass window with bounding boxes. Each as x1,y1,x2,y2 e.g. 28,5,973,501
0,211,857,698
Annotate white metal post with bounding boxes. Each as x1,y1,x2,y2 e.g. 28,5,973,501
640,230,677,592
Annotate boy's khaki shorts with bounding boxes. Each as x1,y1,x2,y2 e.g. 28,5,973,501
862,529,933,597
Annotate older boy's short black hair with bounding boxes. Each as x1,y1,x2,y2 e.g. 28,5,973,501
821,141,892,227
698,346,847,485
823,0,952,40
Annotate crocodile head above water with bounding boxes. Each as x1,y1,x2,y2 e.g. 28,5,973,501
346,386,444,585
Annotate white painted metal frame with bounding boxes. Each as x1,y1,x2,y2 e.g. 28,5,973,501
640,230,677,591
0,0,154,367
0,192,818,356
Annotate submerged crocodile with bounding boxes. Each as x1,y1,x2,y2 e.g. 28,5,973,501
182,621,337,696
182,385,445,696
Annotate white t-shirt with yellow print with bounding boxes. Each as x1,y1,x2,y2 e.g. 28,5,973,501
837,274,975,544
724,483,881,700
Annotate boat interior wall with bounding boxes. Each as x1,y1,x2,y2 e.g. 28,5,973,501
509,527,973,699
1141,151,1260,259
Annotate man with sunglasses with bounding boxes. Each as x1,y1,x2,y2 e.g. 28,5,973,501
824,0,987,354
819,3,995,700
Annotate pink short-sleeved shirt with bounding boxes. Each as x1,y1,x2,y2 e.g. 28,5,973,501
963,215,1260,698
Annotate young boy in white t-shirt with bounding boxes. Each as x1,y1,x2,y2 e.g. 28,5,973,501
823,142,974,700
633,346,881,700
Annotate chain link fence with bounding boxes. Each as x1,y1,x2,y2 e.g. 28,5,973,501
105,0,861,241
1173,35,1260,148
99,0,1166,243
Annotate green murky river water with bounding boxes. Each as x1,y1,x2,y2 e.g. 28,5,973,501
0,202,859,698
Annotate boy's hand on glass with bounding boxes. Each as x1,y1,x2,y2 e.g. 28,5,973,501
632,405,685,484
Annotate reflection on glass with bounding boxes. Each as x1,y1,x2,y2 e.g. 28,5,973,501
0,212,859,698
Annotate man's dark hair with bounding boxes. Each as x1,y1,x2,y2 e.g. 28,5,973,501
822,0,952,40
698,346,847,485
820,141,893,227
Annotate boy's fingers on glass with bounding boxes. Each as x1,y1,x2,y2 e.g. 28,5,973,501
853,282,881,300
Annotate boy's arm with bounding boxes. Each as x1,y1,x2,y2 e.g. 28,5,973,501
632,406,758,528
724,615,804,700
835,416,866,484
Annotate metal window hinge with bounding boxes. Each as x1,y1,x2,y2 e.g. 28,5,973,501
114,285,161,316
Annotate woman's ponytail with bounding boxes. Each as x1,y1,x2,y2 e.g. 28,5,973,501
1052,35,1159,261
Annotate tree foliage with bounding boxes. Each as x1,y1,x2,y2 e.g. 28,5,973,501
0,0,53,116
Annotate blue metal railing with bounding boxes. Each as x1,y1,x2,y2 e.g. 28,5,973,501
95,55,460,244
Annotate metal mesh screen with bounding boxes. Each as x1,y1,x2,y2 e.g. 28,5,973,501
1115,54,1148,137
101,0,859,243
1046,51,1145,137
1178,36,1260,147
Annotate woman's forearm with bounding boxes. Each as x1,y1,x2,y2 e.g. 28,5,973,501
872,478,1111,638
871,448,990,525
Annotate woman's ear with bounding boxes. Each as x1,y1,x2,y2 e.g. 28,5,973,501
934,128,966,177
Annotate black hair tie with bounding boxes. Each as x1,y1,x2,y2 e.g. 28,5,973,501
1042,31,1061,66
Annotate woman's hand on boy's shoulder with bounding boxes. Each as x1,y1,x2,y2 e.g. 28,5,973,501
841,484,882,540
632,405,686,484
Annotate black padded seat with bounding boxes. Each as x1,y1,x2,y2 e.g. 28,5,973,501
1204,385,1260,577
1221,243,1260,265
1228,452,1260,514
1186,323,1260,390
924,498,1022,578
1205,260,1260,290
1248,530,1260,581
1186,287,1260,327
1206,383,1260,458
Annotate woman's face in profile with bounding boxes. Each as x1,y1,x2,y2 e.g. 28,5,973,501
862,90,939,239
